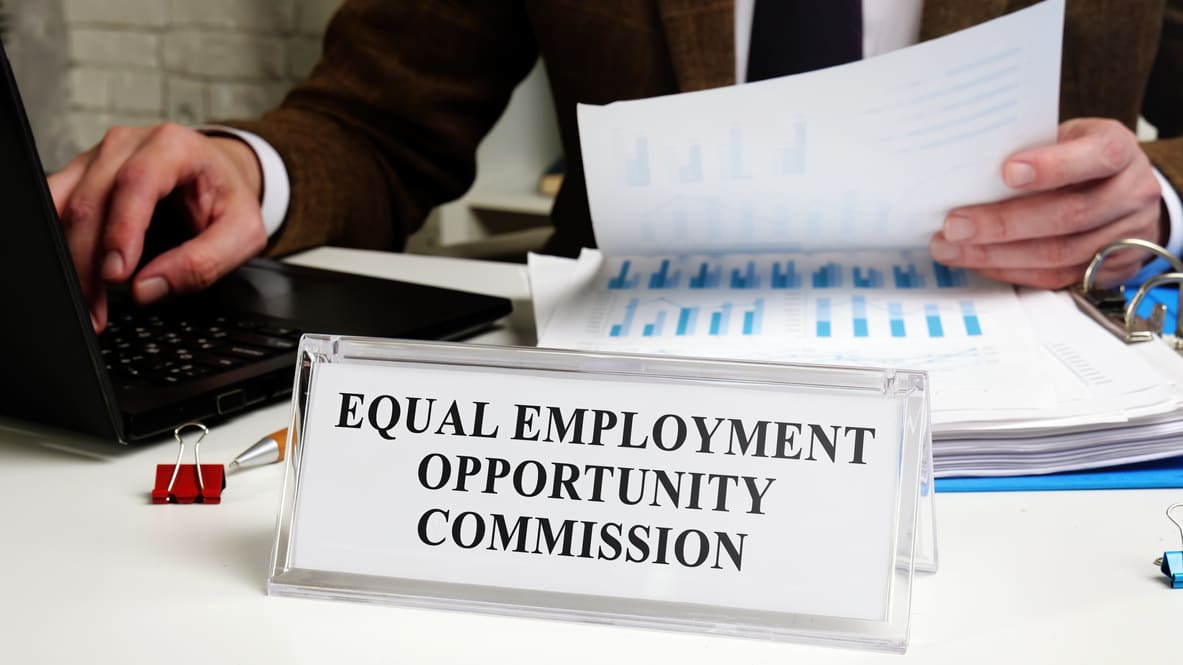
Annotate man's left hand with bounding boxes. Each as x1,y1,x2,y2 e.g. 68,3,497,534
929,118,1167,289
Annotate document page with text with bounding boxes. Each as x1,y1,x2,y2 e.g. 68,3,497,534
576,0,1063,255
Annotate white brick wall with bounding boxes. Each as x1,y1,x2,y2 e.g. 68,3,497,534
63,0,167,28
8,0,554,254
68,28,161,69
60,0,343,153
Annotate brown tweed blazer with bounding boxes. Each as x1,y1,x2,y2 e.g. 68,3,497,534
225,0,1183,259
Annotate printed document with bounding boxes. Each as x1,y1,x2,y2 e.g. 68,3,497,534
535,0,1183,474
538,1,1070,419
577,0,1063,255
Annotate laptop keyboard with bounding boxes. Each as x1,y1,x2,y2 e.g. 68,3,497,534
100,310,302,390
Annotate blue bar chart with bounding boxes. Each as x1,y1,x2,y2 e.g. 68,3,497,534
961,301,982,336
643,311,666,337
709,304,732,335
676,306,698,335
853,267,884,288
852,296,869,337
772,261,801,288
743,299,765,335
591,253,996,348
648,260,681,289
605,296,767,339
934,263,969,288
731,262,759,289
608,260,640,290
605,254,978,294
538,250,1044,423
888,303,906,337
812,262,843,288
816,298,832,338
925,304,944,337
804,295,987,340
893,264,925,289
610,299,638,337
689,261,722,289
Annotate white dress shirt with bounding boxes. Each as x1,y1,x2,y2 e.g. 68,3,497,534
217,0,1183,257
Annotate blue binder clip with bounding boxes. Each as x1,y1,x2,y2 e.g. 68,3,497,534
1155,502,1183,589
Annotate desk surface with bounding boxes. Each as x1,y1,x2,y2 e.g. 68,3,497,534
1,247,1179,664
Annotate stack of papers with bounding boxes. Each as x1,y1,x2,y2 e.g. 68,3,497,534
930,290,1183,476
530,252,1183,477
529,0,1183,478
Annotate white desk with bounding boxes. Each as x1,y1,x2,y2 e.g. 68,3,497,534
1,247,1179,664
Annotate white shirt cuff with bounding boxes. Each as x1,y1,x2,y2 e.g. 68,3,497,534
196,125,290,239
1128,168,1183,285
1155,167,1183,259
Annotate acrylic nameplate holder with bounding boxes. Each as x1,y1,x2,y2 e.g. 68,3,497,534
269,336,935,653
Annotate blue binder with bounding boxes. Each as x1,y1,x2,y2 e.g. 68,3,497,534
936,455,1183,492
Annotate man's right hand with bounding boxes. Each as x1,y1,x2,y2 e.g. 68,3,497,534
46,124,268,332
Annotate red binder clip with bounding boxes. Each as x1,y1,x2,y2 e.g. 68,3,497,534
152,422,225,504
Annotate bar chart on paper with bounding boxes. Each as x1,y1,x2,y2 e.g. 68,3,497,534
594,253,988,344
539,249,1055,415
557,0,1066,415
605,254,972,293
812,297,984,340
607,297,766,338
576,0,1063,258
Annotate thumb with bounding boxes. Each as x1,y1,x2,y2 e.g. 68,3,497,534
131,196,267,304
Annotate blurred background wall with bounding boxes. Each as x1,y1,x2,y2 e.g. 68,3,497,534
2,0,560,257
4,0,341,170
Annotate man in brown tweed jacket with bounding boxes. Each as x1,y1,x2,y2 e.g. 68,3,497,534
46,1,1183,332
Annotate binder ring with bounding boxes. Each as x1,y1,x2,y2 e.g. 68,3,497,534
1123,272,1183,340
1080,238,1183,294
1075,239,1183,342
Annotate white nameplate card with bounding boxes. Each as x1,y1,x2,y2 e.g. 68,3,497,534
270,337,933,652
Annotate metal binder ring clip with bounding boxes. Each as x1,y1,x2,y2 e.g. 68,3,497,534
1076,239,1183,342
1124,273,1183,342
167,422,209,494
1081,238,1183,293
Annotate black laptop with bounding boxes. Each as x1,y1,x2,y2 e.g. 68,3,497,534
0,43,512,444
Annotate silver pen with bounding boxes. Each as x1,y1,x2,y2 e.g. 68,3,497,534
228,428,289,472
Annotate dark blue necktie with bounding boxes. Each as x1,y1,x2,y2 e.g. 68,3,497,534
746,0,864,82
